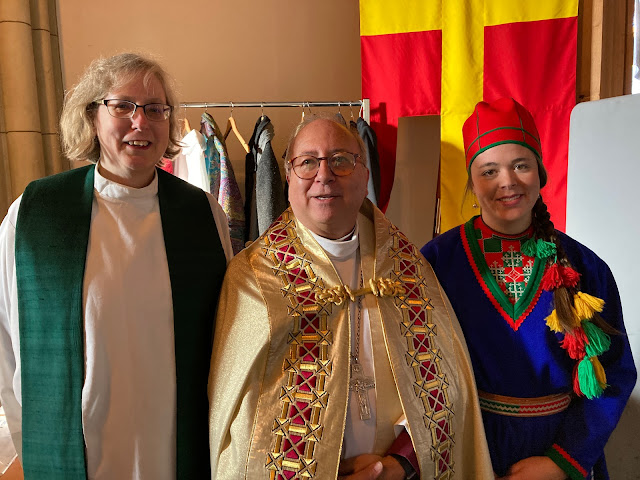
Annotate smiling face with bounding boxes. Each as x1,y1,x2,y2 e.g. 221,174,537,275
470,143,541,234
286,119,369,239
94,74,170,188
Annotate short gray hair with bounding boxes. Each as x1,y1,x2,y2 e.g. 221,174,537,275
283,113,367,173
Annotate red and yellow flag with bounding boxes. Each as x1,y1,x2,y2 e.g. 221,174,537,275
361,0,578,232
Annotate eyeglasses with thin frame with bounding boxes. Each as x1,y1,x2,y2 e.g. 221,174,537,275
289,151,362,179
94,99,172,122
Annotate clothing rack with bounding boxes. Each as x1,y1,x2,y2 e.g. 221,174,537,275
179,99,370,123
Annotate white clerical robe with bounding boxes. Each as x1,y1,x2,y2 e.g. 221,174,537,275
0,165,232,479
310,226,381,458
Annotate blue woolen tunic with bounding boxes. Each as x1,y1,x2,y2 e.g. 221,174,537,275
421,218,636,479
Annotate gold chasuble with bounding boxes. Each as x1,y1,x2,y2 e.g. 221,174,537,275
209,201,492,479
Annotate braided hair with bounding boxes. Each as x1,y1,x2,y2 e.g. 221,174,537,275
531,195,618,335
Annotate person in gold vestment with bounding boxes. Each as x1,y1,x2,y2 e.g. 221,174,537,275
208,115,494,479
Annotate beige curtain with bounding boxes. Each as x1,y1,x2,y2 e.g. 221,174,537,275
0,0,65,218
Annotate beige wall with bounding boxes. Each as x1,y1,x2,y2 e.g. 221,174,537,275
56,0,362,191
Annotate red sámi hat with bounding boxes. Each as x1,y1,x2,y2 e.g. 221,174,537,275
463,97,543,171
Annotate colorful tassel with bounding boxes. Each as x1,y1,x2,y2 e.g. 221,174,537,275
522,237,537,257
559,265,580,288
560,327,587,360
578,356,605,399
574,298,593,320
577,292,604,312
572,363,584,397
541,264,581,291
542,263,562,290
536,239,557,259
574,292,604,320
590,356,608,390
545,309,563,333
583,320,611,357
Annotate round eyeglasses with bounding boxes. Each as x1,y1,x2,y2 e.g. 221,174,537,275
289,152,362,179
95,99,172,122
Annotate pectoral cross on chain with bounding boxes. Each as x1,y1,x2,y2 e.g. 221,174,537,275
349,361,375,420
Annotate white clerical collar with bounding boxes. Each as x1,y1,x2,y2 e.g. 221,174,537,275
310,223,360,261
94,161,158,200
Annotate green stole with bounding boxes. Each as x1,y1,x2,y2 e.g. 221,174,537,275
15,165,226,479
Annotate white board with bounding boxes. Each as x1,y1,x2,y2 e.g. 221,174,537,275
567,94,640,477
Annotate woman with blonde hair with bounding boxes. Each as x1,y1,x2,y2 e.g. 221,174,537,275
0,52,232,479
421,98,636,479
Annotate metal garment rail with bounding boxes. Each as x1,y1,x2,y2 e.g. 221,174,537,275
179,99,370,123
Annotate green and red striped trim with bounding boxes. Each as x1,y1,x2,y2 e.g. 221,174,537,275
546,444,588,479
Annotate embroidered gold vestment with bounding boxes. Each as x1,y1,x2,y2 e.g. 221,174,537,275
209,201,493,479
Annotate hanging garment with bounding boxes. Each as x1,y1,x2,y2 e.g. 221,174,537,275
354,117,381,207
160,158,174,174
201,113,221,197
200,113,245,255
244,115,286,243
173,129,210,193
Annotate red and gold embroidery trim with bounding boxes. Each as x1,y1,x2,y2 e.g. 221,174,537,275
260,214,455,478
262,212,333,479
478,391,572,417
389,225,455,477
